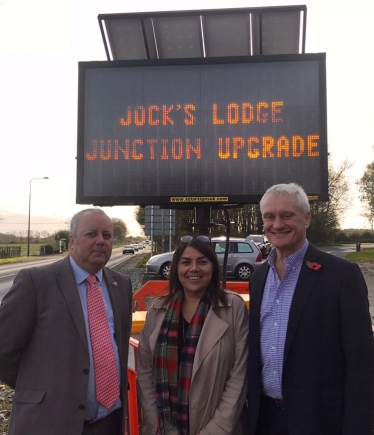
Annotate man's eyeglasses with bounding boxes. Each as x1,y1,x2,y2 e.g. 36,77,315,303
178,235,211,244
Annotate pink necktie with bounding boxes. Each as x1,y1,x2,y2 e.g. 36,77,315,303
87,275,120,409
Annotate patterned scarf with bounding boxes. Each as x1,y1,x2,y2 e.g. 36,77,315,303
154,289,210,435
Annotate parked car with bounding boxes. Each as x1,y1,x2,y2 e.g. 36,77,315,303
246,234,272,257
145,236,263,281
123,245,135,254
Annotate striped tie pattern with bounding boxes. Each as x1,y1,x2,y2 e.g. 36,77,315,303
87,274,120,409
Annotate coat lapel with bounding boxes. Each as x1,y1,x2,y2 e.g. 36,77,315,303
56,257,88,350
192,306,228,380
250,263,270,326
249,264,270,372
283,245,322,363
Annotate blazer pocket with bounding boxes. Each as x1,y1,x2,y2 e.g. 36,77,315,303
13,389,46,404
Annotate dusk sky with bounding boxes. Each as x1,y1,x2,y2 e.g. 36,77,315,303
1,0,373,236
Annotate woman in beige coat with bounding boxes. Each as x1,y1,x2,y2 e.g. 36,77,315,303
137,236,248,435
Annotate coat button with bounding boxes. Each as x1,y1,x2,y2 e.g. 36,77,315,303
83,369,89,374
78,404,85,410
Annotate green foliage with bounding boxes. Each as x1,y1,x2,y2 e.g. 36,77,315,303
361,231,374,240
0,242,64,265
111,218,128,243
135,207,145,228
136,253,151,268
54,230,69,241
333,230,350,243
44,244,54,255
331,229,374,244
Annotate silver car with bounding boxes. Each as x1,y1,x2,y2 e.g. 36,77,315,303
246,234,272,258
145,236,263,281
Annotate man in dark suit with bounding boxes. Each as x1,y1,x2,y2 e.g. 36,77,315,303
0,208,133,435
247,183,374,435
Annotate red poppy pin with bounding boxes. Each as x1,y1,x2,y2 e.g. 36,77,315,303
306,261,321,270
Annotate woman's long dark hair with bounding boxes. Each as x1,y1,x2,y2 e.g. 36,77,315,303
164,238,227,307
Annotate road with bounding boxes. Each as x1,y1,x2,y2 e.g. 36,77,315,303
317,243,374,258
0,244,369,302
317,245,356,258
0,247,149,302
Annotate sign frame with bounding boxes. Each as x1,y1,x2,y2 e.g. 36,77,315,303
77,53,328,206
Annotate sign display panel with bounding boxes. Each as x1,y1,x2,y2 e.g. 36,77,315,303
77,54,328,206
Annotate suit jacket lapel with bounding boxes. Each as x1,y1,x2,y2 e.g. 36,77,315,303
249,264,270,372
250,264,270,327
283,245,322,363
57,256,88,350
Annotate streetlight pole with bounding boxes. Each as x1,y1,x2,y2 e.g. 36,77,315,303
27,177,49,257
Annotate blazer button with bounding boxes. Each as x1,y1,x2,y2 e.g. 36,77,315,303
83,369,89,374
78,404,85,410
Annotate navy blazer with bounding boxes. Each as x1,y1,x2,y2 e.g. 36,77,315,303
247,244,374,435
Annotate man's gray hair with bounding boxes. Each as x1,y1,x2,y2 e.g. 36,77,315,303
70,208,110,236
260,183,310,214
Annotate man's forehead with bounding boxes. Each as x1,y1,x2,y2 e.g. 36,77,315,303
78,213,112,230
263,192,295,204
262,194,299,211
82,226,112,232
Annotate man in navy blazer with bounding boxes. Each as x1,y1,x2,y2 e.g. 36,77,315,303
247,183,374,435
0,208,133,435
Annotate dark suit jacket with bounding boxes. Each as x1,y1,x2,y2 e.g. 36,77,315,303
247,244,374,435
0,256,132,435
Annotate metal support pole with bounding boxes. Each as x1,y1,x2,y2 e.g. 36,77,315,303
169,209,172,251
194,206,212,235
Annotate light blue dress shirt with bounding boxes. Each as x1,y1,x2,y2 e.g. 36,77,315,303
260,240,309,399
69,256,121,421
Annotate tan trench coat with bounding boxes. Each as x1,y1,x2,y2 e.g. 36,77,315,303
137,290,248,435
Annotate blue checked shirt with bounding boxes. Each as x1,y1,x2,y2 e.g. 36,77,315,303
260,240,309,399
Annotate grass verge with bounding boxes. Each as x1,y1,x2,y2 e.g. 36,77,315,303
346,248,374,263
0,256,57,266
136,254,151,268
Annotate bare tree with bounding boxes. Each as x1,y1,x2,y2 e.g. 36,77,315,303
308,160,353,242
357,153,374,230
